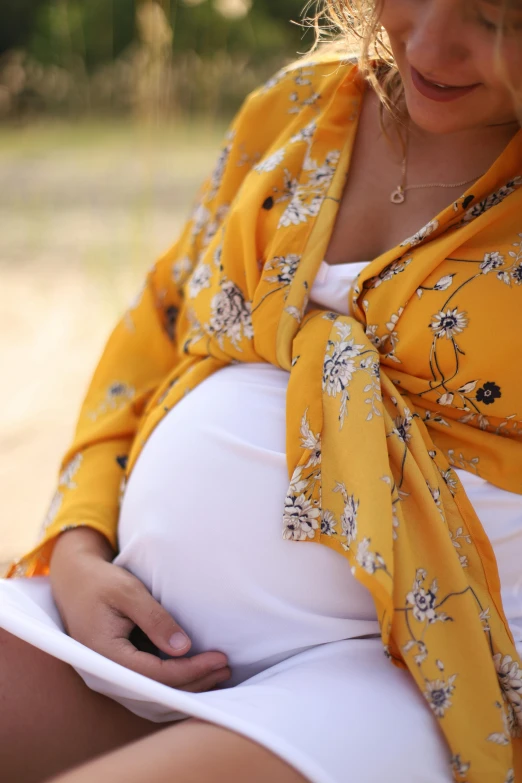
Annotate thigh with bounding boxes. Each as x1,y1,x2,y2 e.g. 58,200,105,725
0,629,168,783
48,718,309,783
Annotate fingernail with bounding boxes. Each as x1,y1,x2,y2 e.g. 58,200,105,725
169,632,189,651
211,661,228,671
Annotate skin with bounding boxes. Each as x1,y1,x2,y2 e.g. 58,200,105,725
379,0,522,134
4,4,522,783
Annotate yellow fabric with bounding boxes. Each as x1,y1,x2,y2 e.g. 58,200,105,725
7,55,522,781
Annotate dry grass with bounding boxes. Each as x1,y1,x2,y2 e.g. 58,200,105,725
0,118,223,571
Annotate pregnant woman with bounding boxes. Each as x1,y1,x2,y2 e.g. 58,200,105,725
1,1,522,782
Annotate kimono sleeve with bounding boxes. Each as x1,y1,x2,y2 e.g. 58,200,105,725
6,62,300,578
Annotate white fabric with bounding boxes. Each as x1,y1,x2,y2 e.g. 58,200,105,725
0,259,521,783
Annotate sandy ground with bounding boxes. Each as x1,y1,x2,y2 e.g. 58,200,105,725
0,120,222,573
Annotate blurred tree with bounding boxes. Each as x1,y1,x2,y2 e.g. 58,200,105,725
0,0,48,53
0,0,310,67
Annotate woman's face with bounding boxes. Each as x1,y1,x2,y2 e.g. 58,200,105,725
378,0,522,134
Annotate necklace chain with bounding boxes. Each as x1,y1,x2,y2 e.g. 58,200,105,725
390,130,487,205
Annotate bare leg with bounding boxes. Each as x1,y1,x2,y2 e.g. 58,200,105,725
0,629,171,783
49,718,309,783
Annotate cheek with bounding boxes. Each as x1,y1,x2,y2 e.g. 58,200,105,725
480,40,522,117
378,0,412,38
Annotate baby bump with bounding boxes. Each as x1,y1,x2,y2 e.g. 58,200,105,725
114,363,380,685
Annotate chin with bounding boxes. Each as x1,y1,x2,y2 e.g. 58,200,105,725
402,88,484,135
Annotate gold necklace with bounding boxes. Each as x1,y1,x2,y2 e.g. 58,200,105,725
390,134,487,205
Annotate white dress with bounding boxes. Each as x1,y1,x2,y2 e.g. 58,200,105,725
1,260,522,783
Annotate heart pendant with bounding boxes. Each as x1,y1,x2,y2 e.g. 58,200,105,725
390,187,405,205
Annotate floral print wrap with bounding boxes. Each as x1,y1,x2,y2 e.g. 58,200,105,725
7,54,522,781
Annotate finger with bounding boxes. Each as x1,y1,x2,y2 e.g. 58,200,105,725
99,631,231,688
113,577,195,658
181,667,232,694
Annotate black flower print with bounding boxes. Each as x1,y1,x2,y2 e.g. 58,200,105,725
116,455,128,471
476,382,501,405
430,308,468,339
511,263,522,285
165,305,179,341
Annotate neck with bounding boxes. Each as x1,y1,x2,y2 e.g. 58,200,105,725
382,109,520,183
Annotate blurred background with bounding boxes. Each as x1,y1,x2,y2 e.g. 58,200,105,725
0,0,310,570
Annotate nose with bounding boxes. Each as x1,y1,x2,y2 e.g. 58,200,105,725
406,0,468,73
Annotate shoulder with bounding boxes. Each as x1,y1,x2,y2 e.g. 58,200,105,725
240,48,359,117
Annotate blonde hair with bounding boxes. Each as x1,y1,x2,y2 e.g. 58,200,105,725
305,0,521,121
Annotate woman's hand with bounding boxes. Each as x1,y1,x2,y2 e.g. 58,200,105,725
49,527,231,692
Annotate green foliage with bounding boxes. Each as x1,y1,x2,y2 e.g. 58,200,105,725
0,0,311,68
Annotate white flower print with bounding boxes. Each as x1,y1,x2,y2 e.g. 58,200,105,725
333,481,359,549
279,190,323,228
450,755,470,779
322,323,364,397
505,770,515,783
391,407,413,444
341,494,359,548
208,132,234,199
283,486,321,541
400,219,439,248
277,149,339,229
321,509,336,536
367,258,412,289
493,654,522,732
59,453,83,490
40,490,63,536
187,263,212,299
208,279,253,350
355,538,387,574
299,409,322,468
202,205,229,250
263,254,301,287
190,203,211,241
254,147,286,173
260,69,287,93
290,121,316,146
430,308,468,339
463,177,522,222
424,674,457,717
480,251,505,274
285,281,310,325
511,263,522,285
406,571,438,623
406,568,452,625
172,256,194,285
305,150,341,188
124,281,147,330
88,381,136,422
433,274,455,291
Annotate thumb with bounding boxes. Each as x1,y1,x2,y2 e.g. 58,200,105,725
118,578,191,657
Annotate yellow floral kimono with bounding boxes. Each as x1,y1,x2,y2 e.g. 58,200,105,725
7,53,522,781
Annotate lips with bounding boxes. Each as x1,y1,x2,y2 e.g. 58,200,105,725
410,66,481,103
